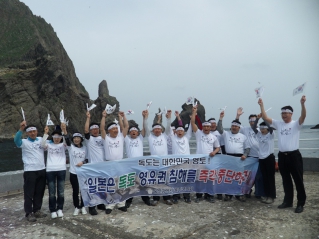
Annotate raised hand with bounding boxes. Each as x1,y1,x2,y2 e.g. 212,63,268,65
166,110,172,119
102,110,107,118
237,107,244,116
258,98,263,106
20,121,27,131
142,110,149,118
220,111,225,119
86,111,91,118
300,95,306,104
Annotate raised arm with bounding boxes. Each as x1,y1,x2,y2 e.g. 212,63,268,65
165,110,172,135
84,111,91,134
14,121,27,147
299,95,306,125
61,123,68,146
100,110,107,139
191,107,199,132
258,98,272,124
41,126,49,148
235,107,244,120
264,120,273,134
141,110,149,137
119,111,129,137
217,111,225,134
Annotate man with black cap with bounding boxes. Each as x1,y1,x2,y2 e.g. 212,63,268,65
14,121,47,222
217,110,250,202
84,111,106,215
258,95,307,213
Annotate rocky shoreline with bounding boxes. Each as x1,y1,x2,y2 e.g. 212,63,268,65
0,172,318,239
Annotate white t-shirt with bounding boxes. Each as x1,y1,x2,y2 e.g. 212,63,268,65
125,134,144,158
46,142,67,172
195,130,220,154
85,135,105,163
104,133,124,161
167,136,173,155
148,133,168,156
256,131,275,159
211,130,225,146
169,124,192,155
222,131,248,155
272,119,302,152
20,137,45,171
67,144,87,174
240,126,259,158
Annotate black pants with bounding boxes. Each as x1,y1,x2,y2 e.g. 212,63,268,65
23,169,46,216
278,150,306,206
259,154,276,199
141,196,172,202
70,173,84,209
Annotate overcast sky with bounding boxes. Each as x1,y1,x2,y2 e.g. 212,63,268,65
20,0,319,125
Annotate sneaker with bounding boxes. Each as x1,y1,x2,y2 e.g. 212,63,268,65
184,198,191,204
261,197,267,203
235,195,246,202
51,212,58,219
265,198,274,204
172,199,178,204
97,204,106,210
73,208,80,216
57,210,63,218
152,200,159,206
125,201,132,208
118,206,127,212
208,197,215,203
164,200,173,205
34,211,47,218
105,209,112,214
26,213,37,222
89,207,98,216
81,207,87,215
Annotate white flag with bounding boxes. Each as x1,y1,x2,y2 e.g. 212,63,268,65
60,109,65,123
293,82,306,96
255,86,264,98
186,97,193,105
219,106,227,111
126,110,134,115
105,104,116,114
87,103,97,111
46,114,54,126
21,107,26,121
146,101,152,109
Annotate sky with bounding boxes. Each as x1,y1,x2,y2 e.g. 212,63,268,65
20,0,319,125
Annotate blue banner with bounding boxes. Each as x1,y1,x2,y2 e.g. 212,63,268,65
76,154,259,207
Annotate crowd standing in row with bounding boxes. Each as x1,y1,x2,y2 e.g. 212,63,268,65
14,96,307,222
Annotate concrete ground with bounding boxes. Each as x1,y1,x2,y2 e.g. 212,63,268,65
0,172,318,239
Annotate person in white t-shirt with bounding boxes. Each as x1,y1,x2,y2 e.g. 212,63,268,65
217,111,250,202
145,110,173,205
258,96,307,213
61,123,88,216
100,110,129,214
252,114,276,204
84,111,105,215
191,107,221,203
236,108,264,199
41,125,67,219
14,122,47,222
168,111,193,204
124,110,158,207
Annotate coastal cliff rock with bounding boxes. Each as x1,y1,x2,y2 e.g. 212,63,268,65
0,0,119,137
310,124,319,129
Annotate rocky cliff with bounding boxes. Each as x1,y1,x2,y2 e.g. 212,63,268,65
0,0,119,137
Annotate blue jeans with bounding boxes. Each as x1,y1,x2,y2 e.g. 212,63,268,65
46,170,66,212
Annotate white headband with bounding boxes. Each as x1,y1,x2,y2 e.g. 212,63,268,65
259,126,268,129
209,120,216,123
249,117,256,122
90,125,99,130
73,133,83,138
129,127,138,132
281,109,292,113
108,124,117,130
152,125,162,130
176,127,184,131
202,122,211,126
26,127,37,132
171,126,175,129
231,122,241,127
52,135,62,139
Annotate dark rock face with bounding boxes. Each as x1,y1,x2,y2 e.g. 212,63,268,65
310,124,319,129
0,0,119,137
171,99,206,128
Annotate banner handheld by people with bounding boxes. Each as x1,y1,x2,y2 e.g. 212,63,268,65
76,154,258,207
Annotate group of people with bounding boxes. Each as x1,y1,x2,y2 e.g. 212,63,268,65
14,95,307,222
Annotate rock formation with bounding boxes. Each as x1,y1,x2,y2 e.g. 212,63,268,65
310,124,319,129
0,0,119,137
